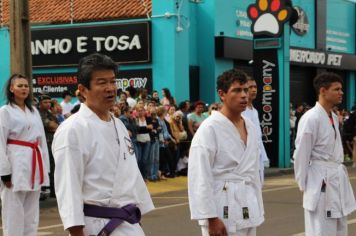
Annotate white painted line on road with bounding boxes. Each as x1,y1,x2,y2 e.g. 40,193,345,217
152,196,188,199
38,224,63,230
154,202,189,211
263,186,298,192
37,232,53,235
263,175,356,193
290,218,356,236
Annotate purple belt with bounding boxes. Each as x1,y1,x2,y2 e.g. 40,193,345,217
83,204,141,236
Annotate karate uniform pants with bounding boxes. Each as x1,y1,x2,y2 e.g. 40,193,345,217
201,225,256,236
1,188,40,236
304,192,347,236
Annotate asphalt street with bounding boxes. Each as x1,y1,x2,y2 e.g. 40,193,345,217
1,168,356,236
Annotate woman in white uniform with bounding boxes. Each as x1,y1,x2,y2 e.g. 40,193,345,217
0,74,50,236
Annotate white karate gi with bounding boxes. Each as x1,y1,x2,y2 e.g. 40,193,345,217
188,111,264,236
294,102,356,236
242,106,269,184
0,104,50,236
53,103,154,236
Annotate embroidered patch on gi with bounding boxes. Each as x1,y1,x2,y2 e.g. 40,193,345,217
327,210,331,218
242,207,250,219
223,206,228,219
124,137,135,155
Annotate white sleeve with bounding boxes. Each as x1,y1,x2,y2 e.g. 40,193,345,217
293,118,314,191
188,143,217,220
52,126,85,230
0,108,11,176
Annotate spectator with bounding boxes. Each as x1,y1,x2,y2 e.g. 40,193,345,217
157,106,176,178
170,110,189,172
206,103,219,116
165,105,176,123
111,104,121,118
38,94,59,198
135,105,153,180
188,100,207,136
148,107,161,181
126,86,137,108
170,110,188,143
70,90,85,115
161,88,176,108
50,99,65,124
137,88,149,104
178,101,191,140
145,100,156,117
60,91,74,118
119,106,139,156
119,91,127,103
344,108,356,167
295,103,304,132
151,90,160,105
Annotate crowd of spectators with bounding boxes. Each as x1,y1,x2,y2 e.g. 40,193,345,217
36,86,356,192
36,87,217,185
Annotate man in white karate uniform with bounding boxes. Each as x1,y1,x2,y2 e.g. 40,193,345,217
53,53,154,236
188,69,264,236
294,72,356,236
242,77,269,185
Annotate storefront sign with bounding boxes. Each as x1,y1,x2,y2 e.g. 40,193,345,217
32,69,152,97
326,0,355,53
117,69,152,92
254,49,280,167
216,36,356,71
247,0,291,37
236,8,253,40
32,73,78,97
292,6,309,36
290,49,342,67
31,22,151,67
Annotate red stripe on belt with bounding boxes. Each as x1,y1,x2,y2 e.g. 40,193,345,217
7,139,44,189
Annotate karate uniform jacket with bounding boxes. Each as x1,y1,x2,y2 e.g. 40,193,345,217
52,104,154,234
294,102,356,218
0,104,50,191
188,111,264,232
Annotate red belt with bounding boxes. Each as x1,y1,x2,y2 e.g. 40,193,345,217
7,139,44,189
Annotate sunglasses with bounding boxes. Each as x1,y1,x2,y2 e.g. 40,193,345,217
211,107,218,110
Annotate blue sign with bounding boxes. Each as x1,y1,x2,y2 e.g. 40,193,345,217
326,0,355,54
290,0,315,49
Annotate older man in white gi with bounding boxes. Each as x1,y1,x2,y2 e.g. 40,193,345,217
188,69,264,236
242,77,269,185
294,72,356,236
52,53,154,236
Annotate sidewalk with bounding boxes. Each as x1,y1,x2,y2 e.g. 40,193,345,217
146,167,295,196
40,167,295,209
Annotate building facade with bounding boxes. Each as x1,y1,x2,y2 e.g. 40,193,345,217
0,0,355,167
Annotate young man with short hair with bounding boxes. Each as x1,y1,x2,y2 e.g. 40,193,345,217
242,77,269,184
294,72,356,236
188,69,264,236
53,53,154,236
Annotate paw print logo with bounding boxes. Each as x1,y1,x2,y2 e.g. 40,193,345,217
248,0,291,37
